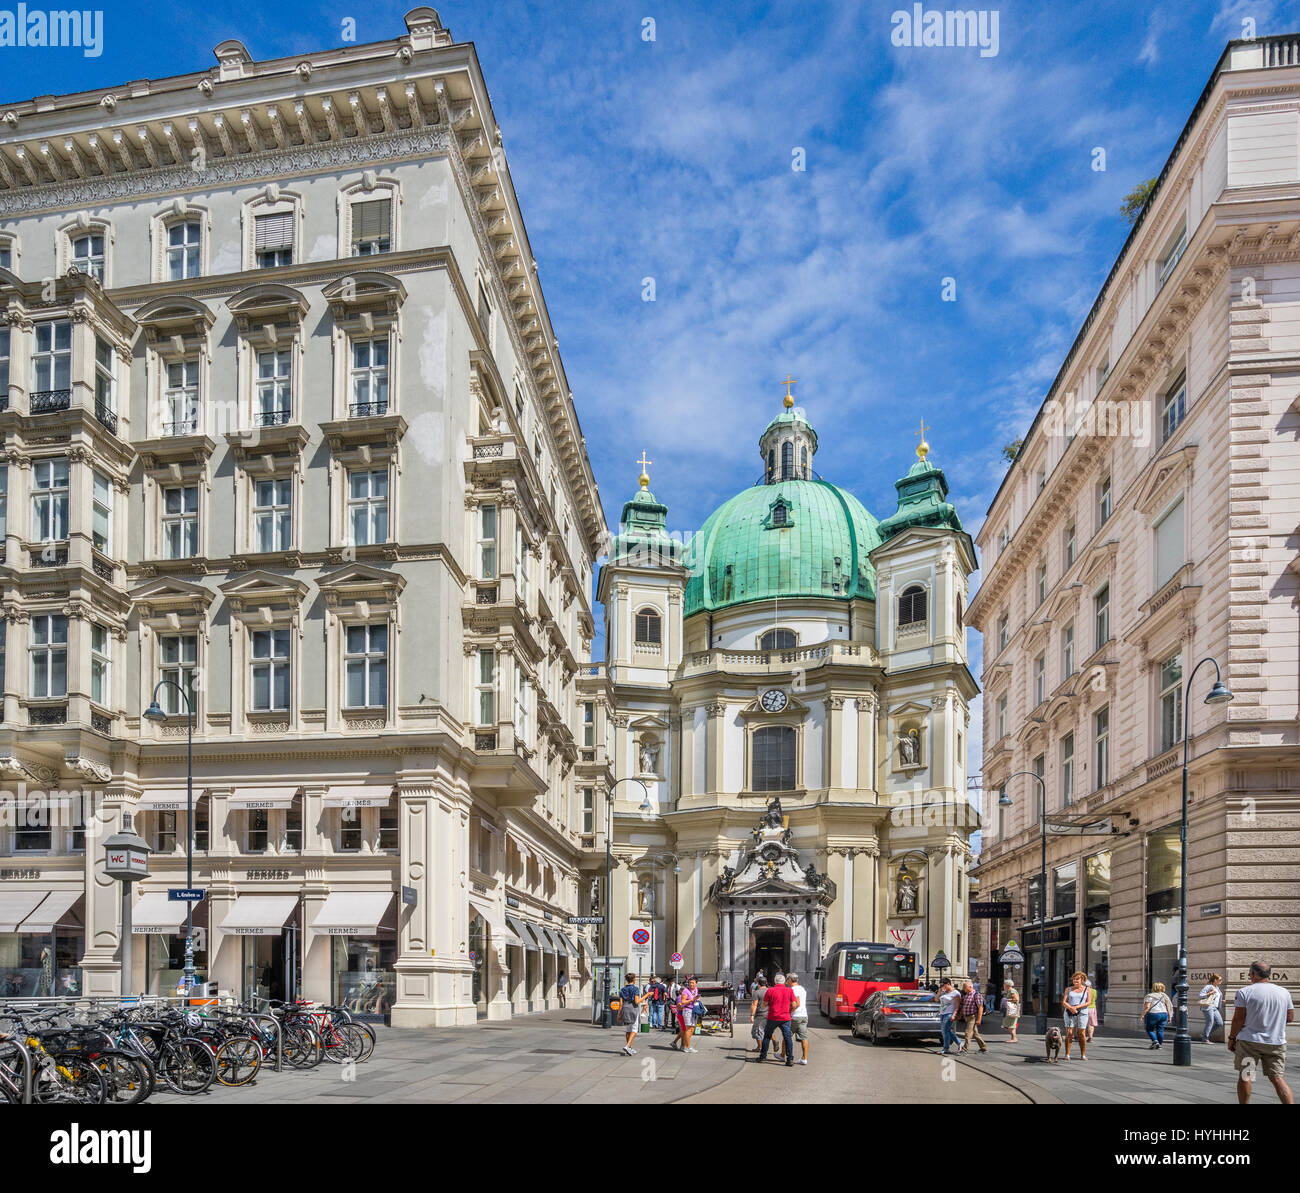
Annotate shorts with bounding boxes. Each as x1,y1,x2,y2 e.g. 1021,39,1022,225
1064,1009,1088,1030
791,1017,810,1042
751,1019,767,1041
1235,1039,1287,1079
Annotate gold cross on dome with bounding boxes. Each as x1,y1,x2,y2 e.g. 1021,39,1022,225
916,418,931,460
782,373,799,409
637,451,653,489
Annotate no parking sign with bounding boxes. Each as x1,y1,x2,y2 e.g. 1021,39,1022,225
631,927,650,960
670,951,683,969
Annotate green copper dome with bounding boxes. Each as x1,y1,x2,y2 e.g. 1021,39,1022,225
683,479,882,616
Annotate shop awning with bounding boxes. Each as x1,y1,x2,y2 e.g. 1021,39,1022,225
311,891,394,936
321,785,393,809
131,890,188,935
469,896,520,946
554,931,575,957
136,790,192,811
576,935,596,961
220,895,298,936
505,914,539,951
227,788,297,810
19,889,81,934
0,890,50,933
534,925,558,955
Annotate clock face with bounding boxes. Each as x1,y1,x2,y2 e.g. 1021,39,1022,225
760,688,788,713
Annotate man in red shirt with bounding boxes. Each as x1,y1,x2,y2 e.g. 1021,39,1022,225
756,971,798,1066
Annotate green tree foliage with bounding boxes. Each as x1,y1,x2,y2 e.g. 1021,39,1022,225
1120,178,1157,226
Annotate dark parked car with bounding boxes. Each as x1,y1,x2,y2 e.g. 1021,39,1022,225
850,990,944,1045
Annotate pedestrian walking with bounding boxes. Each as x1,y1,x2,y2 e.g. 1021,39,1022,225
1142,982,1173,1048
770,972,787,1059
1000,980,1021,1043
646,975,665,1030
1228,960,1294,1105
755,973,796,1066
749,976,769,1052
1084,974,1098,1041
665,976,681,1032
787,972,810,1065
556,970,568,1008
954,979,988,1054
1062,971,1089,1060
938,977,961,1054
1198,973,1223,1044
619,972,643,1055
736,978,747,1002
674,976,701,1052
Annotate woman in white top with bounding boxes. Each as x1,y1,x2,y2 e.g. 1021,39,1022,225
1061,971,1090,1059
1198,973,1224,1044
1001,980,1021,1042
1142,982,1174,1049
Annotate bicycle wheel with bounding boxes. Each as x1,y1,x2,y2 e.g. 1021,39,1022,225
91,1050,153,1106
349,1020,376,1064
321,1021,367,1064
34,1054,106,1105
214,1036,262,1087
160,1040,215,1095
282,1023,322,1070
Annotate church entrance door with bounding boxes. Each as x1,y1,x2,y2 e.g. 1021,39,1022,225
750,921,791,983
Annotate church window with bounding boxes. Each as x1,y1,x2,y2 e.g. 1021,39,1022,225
781,441,793,479
772,502,788,528
759,629,797,651
898,585,927,626
634,608,661,645
752,725,796,792
801,445,809,477
766,449,775,484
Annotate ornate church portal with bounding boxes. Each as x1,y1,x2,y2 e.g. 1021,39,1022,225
593,393,979,984
711,798,835,983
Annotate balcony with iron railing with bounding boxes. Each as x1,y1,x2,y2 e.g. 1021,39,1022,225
29,389,71,415
350,400,390,418
256,407,292,427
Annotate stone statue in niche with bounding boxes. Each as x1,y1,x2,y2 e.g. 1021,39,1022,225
639,742,659,775
589,876,600,913
898,731,920,767
896,873,919,914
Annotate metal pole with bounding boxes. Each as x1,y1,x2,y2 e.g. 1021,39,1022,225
603,788,611,1029
183,693,195,1000
121,878,133,997
1037,774,1048,1036
1173,657,1219,1067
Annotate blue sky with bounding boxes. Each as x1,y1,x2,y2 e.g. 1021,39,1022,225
1,0,1290,778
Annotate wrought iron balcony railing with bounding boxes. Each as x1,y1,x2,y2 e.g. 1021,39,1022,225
30,389,71,414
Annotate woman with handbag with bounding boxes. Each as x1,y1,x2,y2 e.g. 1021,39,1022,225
1197,973,1224,1043
1000,980,1021,1043
1142,982,1174,1048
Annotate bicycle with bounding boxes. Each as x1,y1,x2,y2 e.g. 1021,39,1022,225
1,1022,106,1105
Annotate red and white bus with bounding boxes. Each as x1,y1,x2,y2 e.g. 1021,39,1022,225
814,942,918,1022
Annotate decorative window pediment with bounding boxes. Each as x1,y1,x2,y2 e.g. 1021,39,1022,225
1044,583,1081,624
129,575,215,625
316,562,405,619
219,568,308,623
226,282,310,341
134,296,215,356
1134,444,1196,517
322,271,406,332
1077,537,1119,587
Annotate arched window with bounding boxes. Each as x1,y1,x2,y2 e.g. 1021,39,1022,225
634,608,662,644
759,629,797,651
801,445,808,477
781,441,793,479
956,594,964,632
899,585,927,626
772,502,788,528
766,449,775,484
753,726,796,792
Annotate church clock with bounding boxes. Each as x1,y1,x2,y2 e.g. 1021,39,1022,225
760,688,788,713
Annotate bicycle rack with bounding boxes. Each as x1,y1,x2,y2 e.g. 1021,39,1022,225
11,1037,33,1105
245,1013,283,1073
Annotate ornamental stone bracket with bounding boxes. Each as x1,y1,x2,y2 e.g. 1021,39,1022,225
64,753,113,784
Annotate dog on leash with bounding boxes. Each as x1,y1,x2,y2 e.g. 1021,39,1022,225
1045,1026,1063,1063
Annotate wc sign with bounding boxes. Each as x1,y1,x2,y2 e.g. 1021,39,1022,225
104,847,148,879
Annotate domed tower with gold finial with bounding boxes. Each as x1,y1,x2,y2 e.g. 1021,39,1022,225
758,374,819,482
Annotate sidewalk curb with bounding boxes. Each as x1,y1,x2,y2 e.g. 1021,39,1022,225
947,1048,1064,1104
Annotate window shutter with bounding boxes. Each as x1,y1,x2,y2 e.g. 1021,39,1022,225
1154,499,1184,589
352,199,391,242
254,212,294,250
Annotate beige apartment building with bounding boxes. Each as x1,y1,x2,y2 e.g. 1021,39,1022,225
967,34,1300,1034
0,9,608,1027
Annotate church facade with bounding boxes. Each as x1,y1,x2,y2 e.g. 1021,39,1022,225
588,393,980,989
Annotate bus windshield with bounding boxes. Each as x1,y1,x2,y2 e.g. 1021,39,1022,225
843,951,915,983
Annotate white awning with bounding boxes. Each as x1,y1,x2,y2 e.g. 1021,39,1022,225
136,790,192,811
554,931,575,957
505,914,538,951
131,890,188,935
227,788,297,810
0,890,50,933
469,896,520,946
321,785,393,809
220,895,298,936
19,889,81,934
311,891,394,936
576,935,596,961
533,924,557,955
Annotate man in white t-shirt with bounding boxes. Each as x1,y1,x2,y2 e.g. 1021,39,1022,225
1229,960,1295,1105
786,972,810,1065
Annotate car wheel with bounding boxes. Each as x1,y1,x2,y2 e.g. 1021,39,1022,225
870,1022,884,1046
850,1020,859,1039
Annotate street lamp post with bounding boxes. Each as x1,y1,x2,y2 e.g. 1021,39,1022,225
1173,657,1233,1067
144,680,195,997
1000,769,1047,1034
601,777,649,1028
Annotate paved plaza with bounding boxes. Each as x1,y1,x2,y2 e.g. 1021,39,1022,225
148,1010,1258,1105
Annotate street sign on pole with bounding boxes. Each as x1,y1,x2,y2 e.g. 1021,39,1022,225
168,888,205,902
670,951,683,969
568,915,604,925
